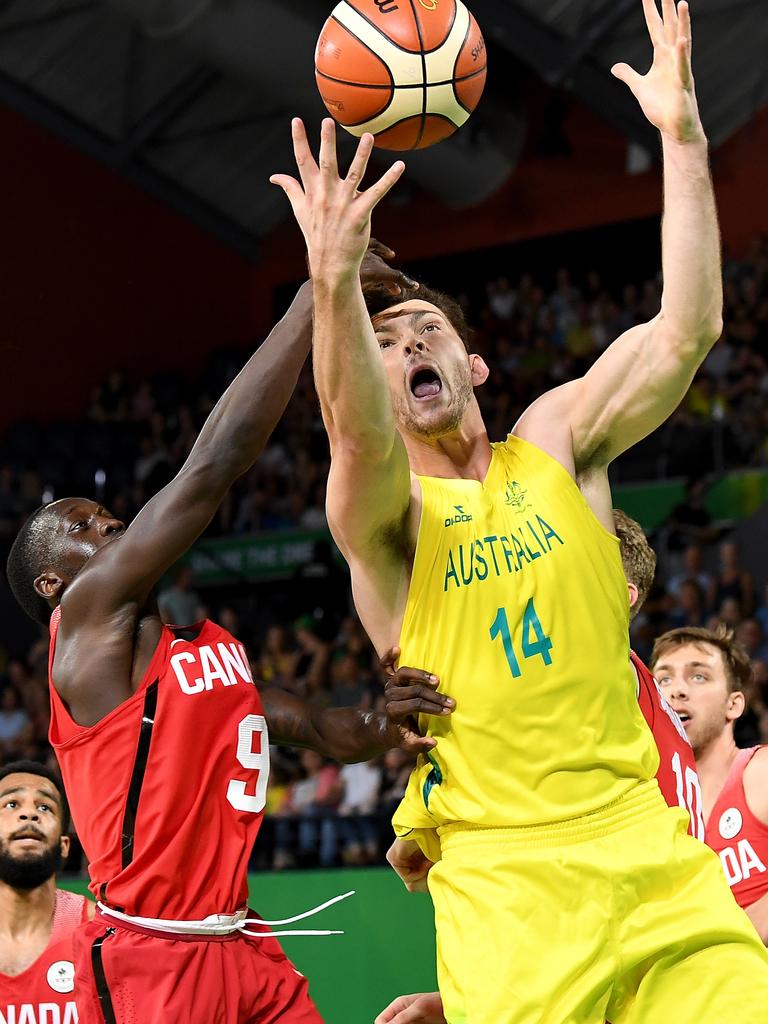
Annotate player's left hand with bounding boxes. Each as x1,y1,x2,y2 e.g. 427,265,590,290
386,838,435,894
361,239,419,297
381,645,455,754
374,991,446,1024
611,1,704,144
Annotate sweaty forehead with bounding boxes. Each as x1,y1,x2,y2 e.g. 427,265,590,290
49,497,99,521
372,301,446,332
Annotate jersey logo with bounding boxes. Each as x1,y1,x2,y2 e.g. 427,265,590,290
504,481,529,512
422,753,443,808
47,959,75,994
444,505,473,527
719,807,743,840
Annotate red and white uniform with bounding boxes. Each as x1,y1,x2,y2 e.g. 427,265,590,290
705,746,768,909
49,610,322,1024
632,651,705,840
0,889,89,1024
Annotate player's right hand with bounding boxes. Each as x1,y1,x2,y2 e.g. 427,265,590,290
270,118,405,283
386,838,434,894
374,991,446,1024
381,645,455,724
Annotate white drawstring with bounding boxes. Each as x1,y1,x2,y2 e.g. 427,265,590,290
97,889,356,938
240,889,356,937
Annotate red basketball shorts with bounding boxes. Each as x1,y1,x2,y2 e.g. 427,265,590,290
72,911,324,1023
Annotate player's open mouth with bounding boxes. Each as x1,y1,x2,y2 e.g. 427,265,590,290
409,366,443,400
677,711,692,726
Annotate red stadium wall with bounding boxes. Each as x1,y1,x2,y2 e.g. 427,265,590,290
0,104,262,434
1,98,766,438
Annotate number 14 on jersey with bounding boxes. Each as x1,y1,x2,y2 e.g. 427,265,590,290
490,598,553,679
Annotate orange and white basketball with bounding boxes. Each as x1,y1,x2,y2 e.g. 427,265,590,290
315,0,487,151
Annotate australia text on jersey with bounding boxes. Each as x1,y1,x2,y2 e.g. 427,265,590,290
443,515,565,591
170,641,255,695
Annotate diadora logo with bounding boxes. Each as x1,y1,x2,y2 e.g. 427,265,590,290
374,0,399,13
504,480,529,511
444,504,473,527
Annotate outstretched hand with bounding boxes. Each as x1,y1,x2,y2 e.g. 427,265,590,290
611,0,704,143
271,118,406,283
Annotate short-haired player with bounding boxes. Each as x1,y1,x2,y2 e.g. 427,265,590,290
5,250,451,1024
0,761,92,1024
273,0,768,1017
375,511,705,1024
652,626,768,942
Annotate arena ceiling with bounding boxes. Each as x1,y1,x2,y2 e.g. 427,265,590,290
0,0,764,260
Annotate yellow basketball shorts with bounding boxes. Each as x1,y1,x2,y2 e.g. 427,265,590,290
428,781,768,1024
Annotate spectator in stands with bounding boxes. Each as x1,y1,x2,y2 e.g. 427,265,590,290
0,684,32,759
710,539,755,616
293,617,330,697
338,759,383,865
272,751,342,870
736,619,768,664
668,579,708,629
666,478,716,551
667,544,713,599
256,625,299,689
328,653,372,711
157,564,202,626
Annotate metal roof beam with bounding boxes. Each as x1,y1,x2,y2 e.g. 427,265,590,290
474,0,660,155
0,1,95,37
0,67,262,260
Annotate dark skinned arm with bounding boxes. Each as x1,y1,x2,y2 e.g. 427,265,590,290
63,246,413,621
62,282,313,621
262,647,454,763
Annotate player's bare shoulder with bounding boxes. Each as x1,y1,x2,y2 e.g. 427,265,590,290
513,382,579,478
513,382,614,534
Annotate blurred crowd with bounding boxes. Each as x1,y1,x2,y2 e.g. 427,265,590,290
0,233,767,870
0,234,767,555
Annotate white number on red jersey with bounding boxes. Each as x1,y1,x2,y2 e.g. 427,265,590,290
227,714,270,813
671,750,705,840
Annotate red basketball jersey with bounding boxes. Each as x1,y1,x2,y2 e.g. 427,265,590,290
632,650,705,840
706,746,768,909
48,610,270,920
0,889,89,1024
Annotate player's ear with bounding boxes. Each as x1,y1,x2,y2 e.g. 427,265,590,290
627,583,639,610
469,354,489,387
33,571,64,602
59,834,71,860
726,690,745,722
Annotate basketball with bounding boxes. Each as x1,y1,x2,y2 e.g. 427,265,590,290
315,0,487,151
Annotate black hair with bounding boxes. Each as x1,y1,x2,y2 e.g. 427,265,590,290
0,760,70,832
6,504,57,625
365,282,474,353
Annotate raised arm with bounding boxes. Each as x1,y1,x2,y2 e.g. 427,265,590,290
271,121,413,569
66,283,314,615
524,2,722,470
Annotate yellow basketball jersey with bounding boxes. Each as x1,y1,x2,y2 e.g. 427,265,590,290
393,434,659,838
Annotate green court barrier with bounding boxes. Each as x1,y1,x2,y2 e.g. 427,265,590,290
61,868,438,1022
180,469,768,583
